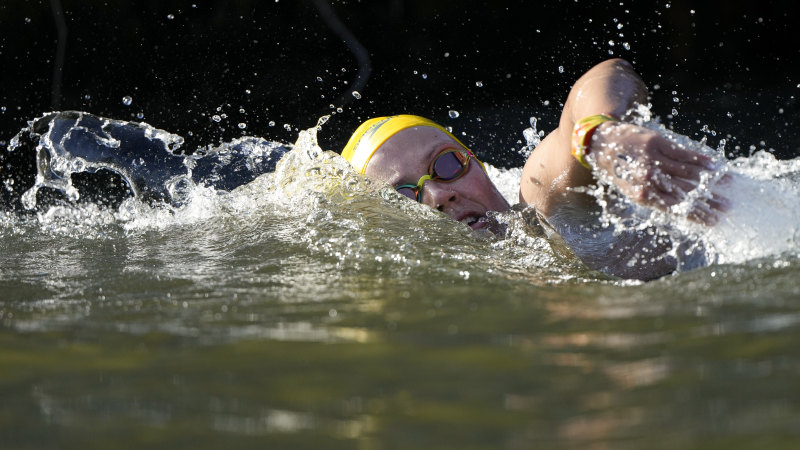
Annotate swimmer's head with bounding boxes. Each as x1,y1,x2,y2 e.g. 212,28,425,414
341,115,485,175
342,115,510,231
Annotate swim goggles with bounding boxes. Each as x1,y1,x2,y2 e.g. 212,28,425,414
395,148,474,202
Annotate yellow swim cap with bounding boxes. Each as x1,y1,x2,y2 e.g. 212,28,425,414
341,114,483,174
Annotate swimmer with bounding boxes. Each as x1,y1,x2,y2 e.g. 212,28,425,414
341,59,728,280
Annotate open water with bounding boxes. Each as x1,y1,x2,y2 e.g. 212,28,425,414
1,112,800,449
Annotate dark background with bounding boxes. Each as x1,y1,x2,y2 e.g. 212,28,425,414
2,0,799,167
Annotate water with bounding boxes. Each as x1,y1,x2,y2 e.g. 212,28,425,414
2,112,800,449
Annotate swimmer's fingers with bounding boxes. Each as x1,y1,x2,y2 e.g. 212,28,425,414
637,172,683,208
706,192,732,213
654,157,712,182
656,139,717,169
650,175,730,225
686,201,721,226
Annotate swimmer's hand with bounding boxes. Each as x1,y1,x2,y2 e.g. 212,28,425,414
588,122,730,225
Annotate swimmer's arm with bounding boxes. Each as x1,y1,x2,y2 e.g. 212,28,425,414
519,58,647,216
519,59,727,225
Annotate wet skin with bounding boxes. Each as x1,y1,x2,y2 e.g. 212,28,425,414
365,126,511,230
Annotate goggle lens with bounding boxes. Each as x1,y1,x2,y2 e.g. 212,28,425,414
396,186,418,200
431,150,468,181
394,149,473,203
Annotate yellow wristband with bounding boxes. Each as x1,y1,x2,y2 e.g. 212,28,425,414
571,114,618,169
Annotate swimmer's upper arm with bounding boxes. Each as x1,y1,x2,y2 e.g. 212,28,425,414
518,58,648,216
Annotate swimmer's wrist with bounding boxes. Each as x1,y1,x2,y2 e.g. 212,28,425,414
571,114,619,169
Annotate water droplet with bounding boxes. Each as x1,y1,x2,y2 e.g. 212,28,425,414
212,115,221,122
448,110,460,119
167,14,175,20
475,81,483,87
352,91,361,99
122,96,133,106
238,123,247,129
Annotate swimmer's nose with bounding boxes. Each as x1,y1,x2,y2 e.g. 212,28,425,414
423,182,458,212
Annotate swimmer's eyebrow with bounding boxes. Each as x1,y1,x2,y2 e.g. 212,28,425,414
392,143,442,186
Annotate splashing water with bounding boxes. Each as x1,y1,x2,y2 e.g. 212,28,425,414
2,109,799,282
590,106,800,266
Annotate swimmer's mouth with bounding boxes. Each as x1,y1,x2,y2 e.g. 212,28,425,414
459,213,489,230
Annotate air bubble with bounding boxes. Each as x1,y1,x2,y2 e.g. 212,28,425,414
212,115,221,122
352,91,361,99
269,121,275,127
122,96,133,106
167,14,175,20
448,110,460,119
283,124,291,131
475,81,483,87
238,123,247,129
558,66,564,73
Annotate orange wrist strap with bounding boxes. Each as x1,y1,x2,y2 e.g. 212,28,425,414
571,114,618,169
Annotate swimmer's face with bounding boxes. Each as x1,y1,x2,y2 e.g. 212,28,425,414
365,126,511,230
